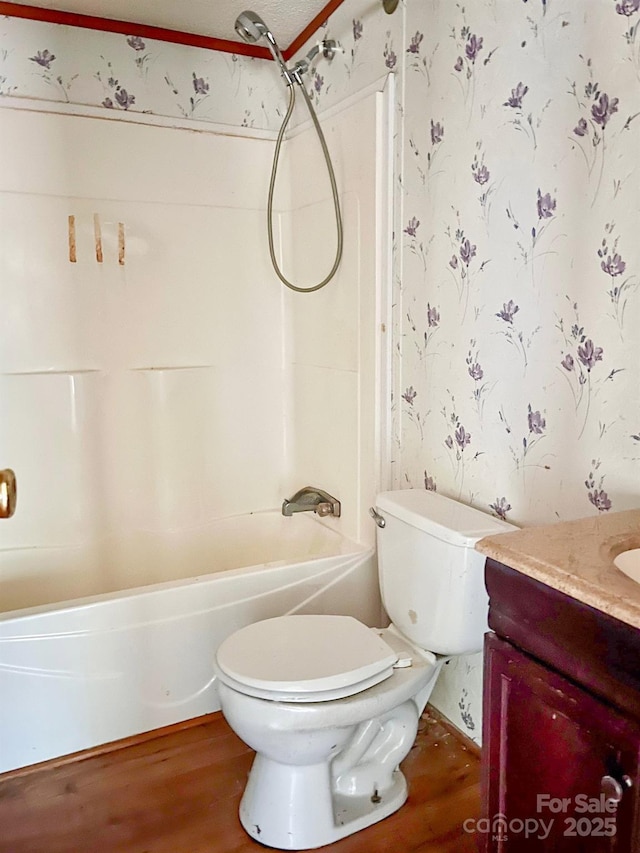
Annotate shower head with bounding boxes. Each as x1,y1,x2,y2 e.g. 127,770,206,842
234,10,269,43
234,10,294,84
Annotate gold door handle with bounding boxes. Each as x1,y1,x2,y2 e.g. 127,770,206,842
0,469,17,518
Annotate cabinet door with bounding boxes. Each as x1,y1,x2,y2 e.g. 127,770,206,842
481,634,640,852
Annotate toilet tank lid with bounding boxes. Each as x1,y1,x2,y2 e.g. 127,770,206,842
375,490,517,547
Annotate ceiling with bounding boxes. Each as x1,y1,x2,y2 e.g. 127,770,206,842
3,0,335,52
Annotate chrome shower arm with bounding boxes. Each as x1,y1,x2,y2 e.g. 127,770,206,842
290,40,338,81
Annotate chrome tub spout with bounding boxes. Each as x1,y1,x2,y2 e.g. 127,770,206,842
282,487,341,518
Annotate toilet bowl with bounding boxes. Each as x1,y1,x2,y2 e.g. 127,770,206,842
214,617,442,850
214,490,515,850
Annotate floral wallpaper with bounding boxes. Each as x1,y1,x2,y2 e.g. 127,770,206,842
397,0,640,529
3,0,640,741
291,0,640,740
0,15,285,130
293,0,640,528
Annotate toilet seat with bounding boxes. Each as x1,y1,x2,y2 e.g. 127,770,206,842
214,615,399,702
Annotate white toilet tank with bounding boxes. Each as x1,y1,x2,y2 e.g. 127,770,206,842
374,490,516,656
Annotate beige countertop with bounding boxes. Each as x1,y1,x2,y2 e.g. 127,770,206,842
476,509,640,630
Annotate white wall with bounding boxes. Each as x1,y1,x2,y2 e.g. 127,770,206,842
281,84,392,546
0,79,391,613
0,108,289,610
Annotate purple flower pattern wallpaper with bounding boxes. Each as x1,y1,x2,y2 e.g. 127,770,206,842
290,0,640,738
2,0,640,741
0,15,285,128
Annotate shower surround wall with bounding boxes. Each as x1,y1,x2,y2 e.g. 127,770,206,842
3,0,640,742
280,86,391,546
0,111,289,609
0,14,389,622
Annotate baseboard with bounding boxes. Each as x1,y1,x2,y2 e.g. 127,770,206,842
0,711,223,781
423,703,482,759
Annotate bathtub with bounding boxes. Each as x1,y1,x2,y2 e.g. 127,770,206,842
0,512,379,773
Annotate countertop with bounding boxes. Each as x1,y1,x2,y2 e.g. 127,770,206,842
476,509,640,631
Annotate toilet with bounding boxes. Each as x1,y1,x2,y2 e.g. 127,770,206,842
213,489,515,850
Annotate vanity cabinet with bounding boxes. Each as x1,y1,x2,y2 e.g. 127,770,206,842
481,559,640,852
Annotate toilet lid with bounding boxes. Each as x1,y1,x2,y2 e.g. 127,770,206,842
215,615,398,702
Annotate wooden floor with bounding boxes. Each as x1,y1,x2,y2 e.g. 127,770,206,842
0,706,480,853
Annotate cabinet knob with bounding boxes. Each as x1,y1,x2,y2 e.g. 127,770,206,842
0,469,16,519
601,774,633,805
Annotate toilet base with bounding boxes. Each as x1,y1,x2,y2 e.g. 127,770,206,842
239,753,408,850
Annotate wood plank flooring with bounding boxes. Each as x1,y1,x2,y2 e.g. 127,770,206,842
0,706,480,853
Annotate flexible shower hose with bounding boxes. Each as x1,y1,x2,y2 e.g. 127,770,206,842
267,83,343,293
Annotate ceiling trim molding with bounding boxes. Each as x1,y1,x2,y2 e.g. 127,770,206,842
0,0,347,59
0,2,272,57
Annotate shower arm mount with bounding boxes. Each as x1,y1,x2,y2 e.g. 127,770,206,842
289,40,339,82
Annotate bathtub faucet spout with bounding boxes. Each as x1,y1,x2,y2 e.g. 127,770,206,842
282,486,341,518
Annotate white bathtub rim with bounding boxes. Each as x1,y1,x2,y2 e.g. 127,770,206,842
0,546,373,628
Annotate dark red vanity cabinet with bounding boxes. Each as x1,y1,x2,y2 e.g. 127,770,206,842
481,559,640,852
